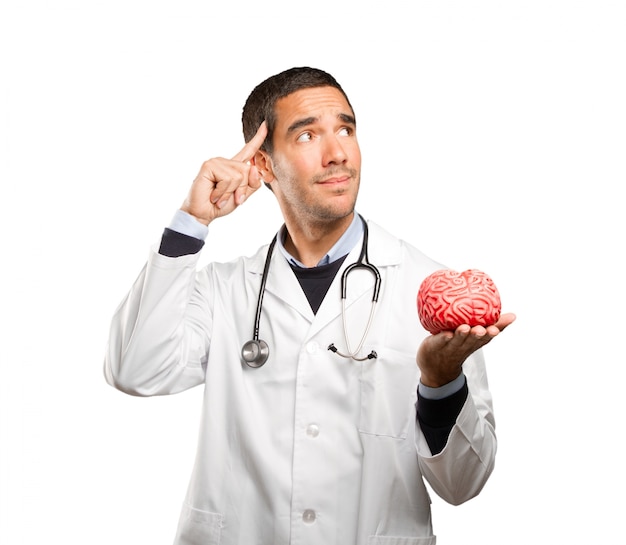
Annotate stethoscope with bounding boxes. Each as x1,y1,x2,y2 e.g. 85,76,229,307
241,216,382,368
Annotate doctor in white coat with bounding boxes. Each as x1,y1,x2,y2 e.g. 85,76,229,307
105,67,515,545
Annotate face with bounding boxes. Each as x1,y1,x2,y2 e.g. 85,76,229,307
260,86,361,225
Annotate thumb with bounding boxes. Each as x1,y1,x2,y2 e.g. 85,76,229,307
247,163,264,192
235,164,263,205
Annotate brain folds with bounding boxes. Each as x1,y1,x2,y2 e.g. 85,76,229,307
417,269,502,334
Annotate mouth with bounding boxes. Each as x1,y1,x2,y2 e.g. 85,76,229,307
318,175,351,185
314,168,357,187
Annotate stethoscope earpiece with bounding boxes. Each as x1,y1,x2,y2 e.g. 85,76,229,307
241,339,270,368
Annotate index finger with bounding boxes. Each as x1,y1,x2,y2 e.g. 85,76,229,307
232,121,268,163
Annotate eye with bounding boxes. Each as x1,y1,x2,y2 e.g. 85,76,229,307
296,132,312,142
338,127,353,137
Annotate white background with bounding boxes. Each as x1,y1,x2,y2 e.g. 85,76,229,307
1,1,624,543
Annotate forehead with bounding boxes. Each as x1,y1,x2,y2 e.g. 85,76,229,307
273,86,354,130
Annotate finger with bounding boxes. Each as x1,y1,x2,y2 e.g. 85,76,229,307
444,325,475,351
219,162,263,208
232,121,268,163
216,193,235,210
234,165,262,205
494,312,516,331
433,325,487,357
208,162,252,204
247,161,263,191
234,186,247,206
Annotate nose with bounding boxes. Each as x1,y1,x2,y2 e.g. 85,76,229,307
322,134,348,167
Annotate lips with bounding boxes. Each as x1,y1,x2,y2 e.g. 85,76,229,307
319,175,351,185
314,168,356,185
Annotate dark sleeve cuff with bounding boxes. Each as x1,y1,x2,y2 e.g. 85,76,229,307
158,228,205,257
417,377,469,455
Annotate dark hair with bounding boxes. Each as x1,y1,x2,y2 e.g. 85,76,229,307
241,67,354,154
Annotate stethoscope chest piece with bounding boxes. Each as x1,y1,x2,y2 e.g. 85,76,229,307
241,235,277,369
241,339,270,368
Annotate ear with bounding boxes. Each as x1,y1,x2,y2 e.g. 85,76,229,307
252,150,276,183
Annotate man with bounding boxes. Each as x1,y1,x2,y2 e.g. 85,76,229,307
105,67,515,545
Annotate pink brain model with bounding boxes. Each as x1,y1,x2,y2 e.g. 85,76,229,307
417,269,502,335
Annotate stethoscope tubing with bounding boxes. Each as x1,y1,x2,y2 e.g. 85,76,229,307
242,216,380,367
252,234,278,341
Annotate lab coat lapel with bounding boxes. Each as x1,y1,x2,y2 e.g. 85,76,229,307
309,240,368,337
259,247,315,323
309,221,402,340
251,222,403,335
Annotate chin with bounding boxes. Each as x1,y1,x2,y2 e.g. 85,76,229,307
320,204,356,222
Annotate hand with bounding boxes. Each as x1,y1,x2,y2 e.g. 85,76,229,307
417,312,516,388
181,122,268,225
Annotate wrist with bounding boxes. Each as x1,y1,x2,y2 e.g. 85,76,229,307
419,373,466,399
171,209,210,239
179,206,211,226
418,368,462,389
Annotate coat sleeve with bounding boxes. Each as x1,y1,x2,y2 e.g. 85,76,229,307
103,246,211,396
415,349,497,505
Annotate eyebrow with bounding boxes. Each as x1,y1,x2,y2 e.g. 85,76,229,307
286,113,357,135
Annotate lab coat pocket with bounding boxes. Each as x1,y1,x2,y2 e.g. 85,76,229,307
367,536,436,545
358,347,419,439
174,503,223,545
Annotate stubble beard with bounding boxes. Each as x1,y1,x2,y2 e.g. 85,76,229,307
281,166,361,224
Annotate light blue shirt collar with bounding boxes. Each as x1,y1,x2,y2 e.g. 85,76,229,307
277,213,364,268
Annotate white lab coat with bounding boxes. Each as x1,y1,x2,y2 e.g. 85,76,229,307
105,221,496,545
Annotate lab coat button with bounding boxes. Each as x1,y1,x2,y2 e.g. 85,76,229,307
306,342,319,354
306,423,320,438
302,509,316,524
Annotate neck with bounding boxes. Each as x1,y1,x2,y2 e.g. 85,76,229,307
283,213,354,267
